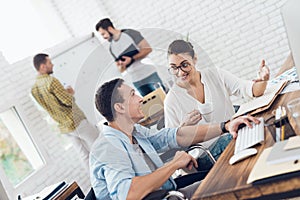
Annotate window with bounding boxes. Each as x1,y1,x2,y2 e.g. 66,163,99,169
0,107,44,187
0,0,70,63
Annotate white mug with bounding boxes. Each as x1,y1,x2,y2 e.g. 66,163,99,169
198,102,213,122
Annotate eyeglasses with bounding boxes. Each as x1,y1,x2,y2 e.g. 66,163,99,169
168,62,192,75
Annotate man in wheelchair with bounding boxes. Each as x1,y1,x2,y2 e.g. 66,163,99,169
90,78,260,200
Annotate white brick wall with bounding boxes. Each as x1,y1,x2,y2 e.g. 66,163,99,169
0,53,90,198
49,0,108,36
52,0,291,78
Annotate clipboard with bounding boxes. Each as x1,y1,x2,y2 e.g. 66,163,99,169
233,81,288,118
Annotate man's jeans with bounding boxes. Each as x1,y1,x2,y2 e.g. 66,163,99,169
196,133,232,172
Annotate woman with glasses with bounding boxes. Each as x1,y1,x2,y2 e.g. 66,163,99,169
164,40,269,171
164,39,269,128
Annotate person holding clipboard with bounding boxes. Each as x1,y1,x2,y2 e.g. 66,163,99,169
95,18,166,96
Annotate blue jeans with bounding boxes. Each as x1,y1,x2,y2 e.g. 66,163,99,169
133,72,166,96
196,133,232,172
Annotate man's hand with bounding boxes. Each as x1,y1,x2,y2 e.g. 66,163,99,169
119,56,133,68
227,115,261,139
180,110,202,126
253,60,270,82
65,86,75,95
171,151,198,171
116,61,126,73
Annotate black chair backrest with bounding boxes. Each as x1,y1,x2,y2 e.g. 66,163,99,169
84,188,96,200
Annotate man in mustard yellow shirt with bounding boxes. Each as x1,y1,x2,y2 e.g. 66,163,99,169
31,53,98,170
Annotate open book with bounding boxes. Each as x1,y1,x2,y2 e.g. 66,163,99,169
232,80,288,118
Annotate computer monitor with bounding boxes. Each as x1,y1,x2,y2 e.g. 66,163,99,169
281,0,300,77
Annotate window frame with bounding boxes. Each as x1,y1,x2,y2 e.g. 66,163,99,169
0,104,53,198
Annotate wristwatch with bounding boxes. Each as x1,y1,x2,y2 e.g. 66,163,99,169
220,121,228,133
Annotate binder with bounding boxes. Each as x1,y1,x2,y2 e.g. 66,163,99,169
247,147,300,184
232,80,288,118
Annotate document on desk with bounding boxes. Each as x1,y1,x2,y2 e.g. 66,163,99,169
247,147,300,184
232,81,288,118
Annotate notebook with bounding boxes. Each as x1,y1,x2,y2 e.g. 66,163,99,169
247,147,300,184
232,80,288,118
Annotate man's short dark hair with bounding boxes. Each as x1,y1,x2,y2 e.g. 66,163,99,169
33,53,49,71
95,18,114,31
95,78,124,122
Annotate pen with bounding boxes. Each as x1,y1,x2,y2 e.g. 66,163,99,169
281,107,286,141
275,106,281,142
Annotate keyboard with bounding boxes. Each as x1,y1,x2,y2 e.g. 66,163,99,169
234,118,265,154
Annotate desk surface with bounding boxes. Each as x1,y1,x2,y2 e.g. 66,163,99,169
192,90,300,200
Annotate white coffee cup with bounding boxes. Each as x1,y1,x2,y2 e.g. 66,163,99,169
198,102,213,122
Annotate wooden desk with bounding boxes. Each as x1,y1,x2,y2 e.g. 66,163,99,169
192,90,300,200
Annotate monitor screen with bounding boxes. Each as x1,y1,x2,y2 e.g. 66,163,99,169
281,0,300,78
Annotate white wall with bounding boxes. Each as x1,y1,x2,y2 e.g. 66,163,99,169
50,0,291,80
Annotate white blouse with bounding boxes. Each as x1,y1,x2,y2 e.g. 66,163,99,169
164,67,254,128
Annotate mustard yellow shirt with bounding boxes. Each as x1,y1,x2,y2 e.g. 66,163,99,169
31,74,86,133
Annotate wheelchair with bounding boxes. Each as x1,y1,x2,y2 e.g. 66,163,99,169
85,145,215,200
84,187,186,200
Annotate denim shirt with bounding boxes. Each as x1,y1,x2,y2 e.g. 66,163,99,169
90,124,179,200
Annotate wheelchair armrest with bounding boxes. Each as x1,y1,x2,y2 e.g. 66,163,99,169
142,190,168,200
165,191,186,199
186,144,216,164
143,189,186,200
